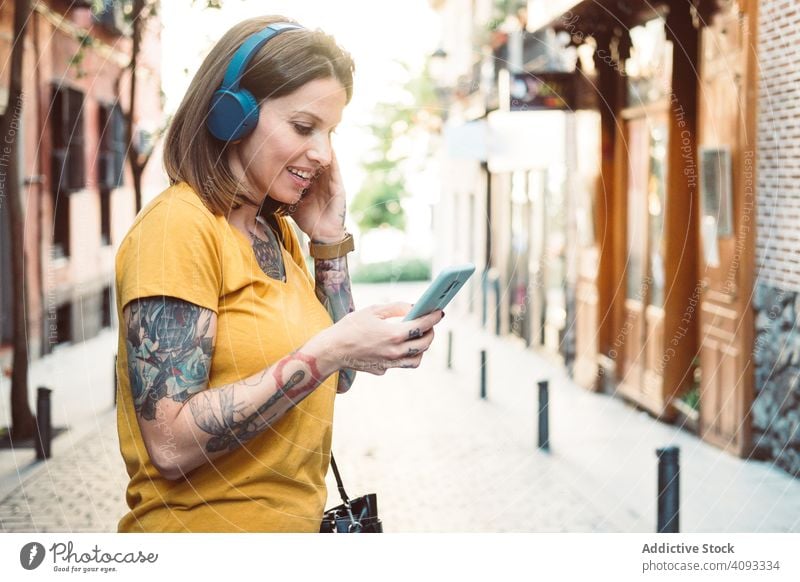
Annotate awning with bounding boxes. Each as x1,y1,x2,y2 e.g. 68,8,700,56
444,120,488,162
487,110,566,173
526,0,644,35
443,110,567,172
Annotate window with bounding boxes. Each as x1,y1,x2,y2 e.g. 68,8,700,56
92,0,134,36
98,102,125,246
55,302,72,345
0,200,12,343
625,18,673,107
102,286,112,329
51,191,70,259
50,85,85,258
100,189,111,245
51,85,86,193
97,102,125,191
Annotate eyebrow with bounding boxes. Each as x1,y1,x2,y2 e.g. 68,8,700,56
291,110,323,123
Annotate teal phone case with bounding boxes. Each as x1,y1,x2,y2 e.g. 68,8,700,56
403,264,476,321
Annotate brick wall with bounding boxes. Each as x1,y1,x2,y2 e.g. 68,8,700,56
757,0,800,290
754,0,800,477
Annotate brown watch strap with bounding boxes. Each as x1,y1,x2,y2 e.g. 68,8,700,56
308,232,354,259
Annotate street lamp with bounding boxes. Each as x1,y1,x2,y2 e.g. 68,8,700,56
429,47,449,88
428,47,452,123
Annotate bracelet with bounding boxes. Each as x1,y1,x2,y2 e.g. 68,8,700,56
308,232,354,259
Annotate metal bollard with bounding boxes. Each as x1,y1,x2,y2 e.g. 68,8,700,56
35,387,52,460
538,380,550,451
446,330,453,370
493,277,501,336
656,446,680,533
480,350,487,399
113,354,118,408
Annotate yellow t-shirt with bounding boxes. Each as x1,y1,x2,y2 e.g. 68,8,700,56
115,182,337,532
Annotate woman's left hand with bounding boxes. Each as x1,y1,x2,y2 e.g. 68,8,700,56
290,150,347,243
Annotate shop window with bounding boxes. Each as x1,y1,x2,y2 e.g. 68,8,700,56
626,116,668,307
700,147,733,238
626,118,648,301
647,124,668,308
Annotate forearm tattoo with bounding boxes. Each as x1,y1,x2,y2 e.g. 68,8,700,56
124,298,214,421
188,352,323,453
314,255,356,393
125,297,328,458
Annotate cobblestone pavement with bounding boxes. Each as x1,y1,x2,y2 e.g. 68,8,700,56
0,410,127,532
1,282,798,533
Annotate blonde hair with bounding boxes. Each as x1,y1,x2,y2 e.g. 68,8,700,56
163,15,355,217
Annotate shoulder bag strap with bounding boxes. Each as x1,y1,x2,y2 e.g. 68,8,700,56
329,454,351,505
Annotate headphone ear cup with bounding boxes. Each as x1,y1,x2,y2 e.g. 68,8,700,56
236,89,260,138
206,89,260,142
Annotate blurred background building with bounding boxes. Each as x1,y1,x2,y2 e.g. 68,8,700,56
0,0,796,481
0,0,164,362
430,0,798,478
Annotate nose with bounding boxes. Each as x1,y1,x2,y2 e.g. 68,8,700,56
306,133,332,167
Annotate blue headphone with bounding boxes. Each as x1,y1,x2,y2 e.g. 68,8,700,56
206,22,304,142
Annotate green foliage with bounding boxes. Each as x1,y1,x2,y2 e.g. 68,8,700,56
489,0,527,30
351,258,432,284
351,174,406,231
681,386,700,411
69,33,95,78
352,61,439,233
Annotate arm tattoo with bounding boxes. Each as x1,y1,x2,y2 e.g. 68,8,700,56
188,352,322,453
124,297,214,421
314,255,356,393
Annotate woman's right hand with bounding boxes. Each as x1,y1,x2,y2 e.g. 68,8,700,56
319,302,445,375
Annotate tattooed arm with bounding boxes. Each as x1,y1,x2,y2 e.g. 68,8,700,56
123,295,443,480
314,254,356,394
123,296,340,480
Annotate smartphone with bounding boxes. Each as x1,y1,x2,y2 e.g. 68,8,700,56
403,264,476,321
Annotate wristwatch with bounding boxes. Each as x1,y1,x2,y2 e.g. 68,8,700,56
308,232,355,259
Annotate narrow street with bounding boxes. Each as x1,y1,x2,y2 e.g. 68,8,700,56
1,282,798,533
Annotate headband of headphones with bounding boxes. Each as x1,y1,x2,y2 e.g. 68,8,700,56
206,22,304,142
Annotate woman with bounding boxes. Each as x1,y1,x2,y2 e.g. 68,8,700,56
115,16,444,532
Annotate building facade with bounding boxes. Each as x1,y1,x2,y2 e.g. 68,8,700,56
433,0,797,477
0,0,163,364
753,0,800,475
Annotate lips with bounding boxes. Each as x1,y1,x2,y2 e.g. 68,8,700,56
286,168,312,189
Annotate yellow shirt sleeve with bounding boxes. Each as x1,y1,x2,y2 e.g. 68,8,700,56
116,194,222,313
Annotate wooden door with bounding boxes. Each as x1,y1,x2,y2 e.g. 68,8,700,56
618,111,670,414
574,112,602,389
696,1,757,456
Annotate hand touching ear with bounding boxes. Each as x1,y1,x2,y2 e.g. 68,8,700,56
290,150,347,243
